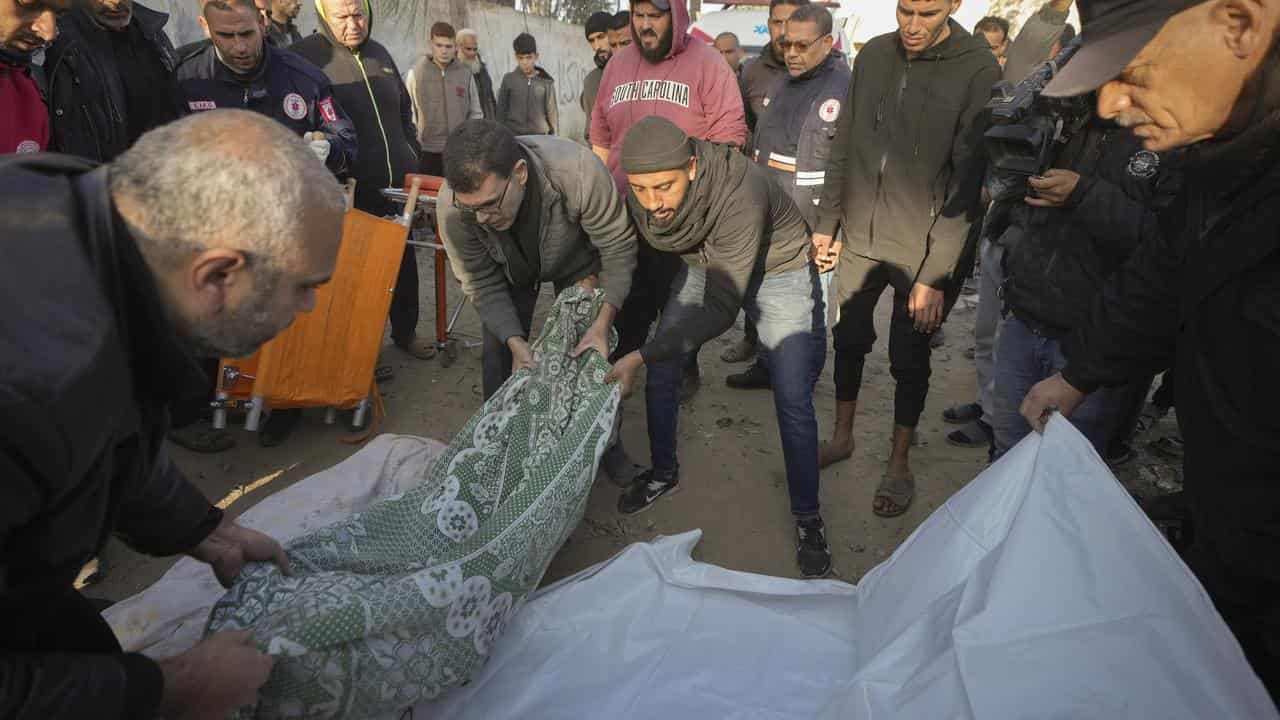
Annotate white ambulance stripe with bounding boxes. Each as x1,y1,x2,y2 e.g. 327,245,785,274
796,170,825,180
795,177,825,186
768,152,797,165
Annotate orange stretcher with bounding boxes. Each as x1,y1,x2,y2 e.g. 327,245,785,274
383,173,473,368
211,180,423,432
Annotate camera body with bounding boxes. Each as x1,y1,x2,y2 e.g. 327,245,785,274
983,40,1091,204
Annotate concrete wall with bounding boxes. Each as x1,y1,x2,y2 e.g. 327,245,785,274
150,0,591,141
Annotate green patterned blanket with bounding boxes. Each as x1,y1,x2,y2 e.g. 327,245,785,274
206,287,620,719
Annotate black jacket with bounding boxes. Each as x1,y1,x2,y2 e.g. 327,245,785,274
1061,111,1280,452
751,51,851,230
1002,122,1182,337
475,59,498,121
291,18,420,215
0,154,221,719
817,21,1000,288
739,43,787,132
174,42,358,176
266,17,303,47
43,3,180,161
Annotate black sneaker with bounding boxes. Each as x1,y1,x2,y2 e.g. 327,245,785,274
726,364,771,390
796,516,832,578
618,469,679,515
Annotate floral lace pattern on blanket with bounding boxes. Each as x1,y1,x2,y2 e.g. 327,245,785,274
206,287,620,719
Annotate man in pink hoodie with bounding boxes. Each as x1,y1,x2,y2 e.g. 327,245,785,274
590,0,747,414
590,0,746,190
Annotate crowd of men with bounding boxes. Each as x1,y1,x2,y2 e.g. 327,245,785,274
1,0,1278,714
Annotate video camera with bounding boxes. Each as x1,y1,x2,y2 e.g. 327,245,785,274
983,39,1093,203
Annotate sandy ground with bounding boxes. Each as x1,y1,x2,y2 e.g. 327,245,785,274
91,252,1182,601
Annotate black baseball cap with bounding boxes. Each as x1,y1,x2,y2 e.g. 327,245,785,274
1043,0,1203,97
635,0,672,11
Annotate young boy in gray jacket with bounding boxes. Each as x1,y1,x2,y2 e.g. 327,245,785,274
497,33,558,136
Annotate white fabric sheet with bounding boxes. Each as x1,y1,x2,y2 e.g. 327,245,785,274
107,420,1279,719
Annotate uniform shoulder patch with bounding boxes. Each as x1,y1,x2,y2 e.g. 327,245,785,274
187,100,217,111
283,92,308,120
15,139,40,153
318,97,338,123
1127,149,1160,178
819,98,841,122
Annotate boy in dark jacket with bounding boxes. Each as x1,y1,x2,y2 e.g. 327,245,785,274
498,33,557,136
812,1,999,519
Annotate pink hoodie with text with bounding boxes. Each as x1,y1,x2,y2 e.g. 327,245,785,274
589,1,747,191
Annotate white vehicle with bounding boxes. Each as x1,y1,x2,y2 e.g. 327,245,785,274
691,0,996,62
688,1,851,61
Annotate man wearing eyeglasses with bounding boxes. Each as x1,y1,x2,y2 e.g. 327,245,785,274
437,119,637,400
727,4,848,392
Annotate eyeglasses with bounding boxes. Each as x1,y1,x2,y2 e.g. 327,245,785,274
453,173,513,215
777,35,829,53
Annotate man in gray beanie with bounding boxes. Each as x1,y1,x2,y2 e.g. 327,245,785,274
605,116,830,578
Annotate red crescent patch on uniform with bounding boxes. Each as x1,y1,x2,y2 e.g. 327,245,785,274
819,98,841,122
319,97,339,123
283,92,308,120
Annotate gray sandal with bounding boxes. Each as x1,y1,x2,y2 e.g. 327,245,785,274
873,472,915,518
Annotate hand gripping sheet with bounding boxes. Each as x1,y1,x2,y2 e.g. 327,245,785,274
106,419,1278,718
422,416,1277,719
205,286,620,719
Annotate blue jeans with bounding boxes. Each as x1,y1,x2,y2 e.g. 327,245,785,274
990,314,1131,458
752,269,834,372
647,264,827,516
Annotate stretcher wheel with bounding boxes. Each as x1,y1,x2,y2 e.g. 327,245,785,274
440,339,459,368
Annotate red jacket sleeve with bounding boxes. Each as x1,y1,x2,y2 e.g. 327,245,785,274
701,53,747,148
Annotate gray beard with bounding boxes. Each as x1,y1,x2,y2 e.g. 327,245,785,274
462,57,482,74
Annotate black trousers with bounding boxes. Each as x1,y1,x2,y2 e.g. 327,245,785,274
831,252,959,427
611,245,700,373
1176,362,1279,704
420,151,444,177
389,244,420,345
481,284,540,401
170,358,221,428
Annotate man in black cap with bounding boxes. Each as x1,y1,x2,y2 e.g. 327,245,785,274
606,116,831,578
581,10,613,140
1020,0,1280,700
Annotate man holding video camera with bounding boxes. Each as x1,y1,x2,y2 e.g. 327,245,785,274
983,45,1182,458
